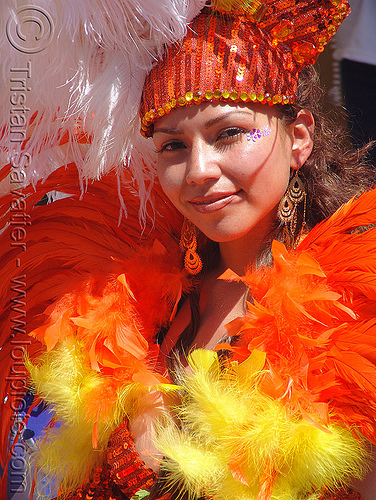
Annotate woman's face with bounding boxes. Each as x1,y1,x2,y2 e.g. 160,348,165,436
153,102,313,244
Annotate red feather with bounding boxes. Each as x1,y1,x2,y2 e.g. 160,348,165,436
0,160,188,485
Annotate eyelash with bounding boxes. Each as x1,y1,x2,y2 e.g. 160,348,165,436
155,127,247,154
218,127,246,140
215,127,247,151
155,141,184,154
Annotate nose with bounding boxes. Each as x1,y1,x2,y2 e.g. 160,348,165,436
185,140,221,185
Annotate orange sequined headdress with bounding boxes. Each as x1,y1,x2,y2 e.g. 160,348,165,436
140,0,350,137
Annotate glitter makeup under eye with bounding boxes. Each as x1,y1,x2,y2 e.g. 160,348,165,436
246,125,272,142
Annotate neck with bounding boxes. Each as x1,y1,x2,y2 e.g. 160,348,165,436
218,218,276,276
219,239,260,276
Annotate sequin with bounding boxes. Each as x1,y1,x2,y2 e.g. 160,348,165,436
246,124,272,141
292,42,318,65
319,488,363,500
194,14,205,94
236,67,245,82
337,3,349,14
193,92,203,103
332,14,343,25
245,1,268,22
271,20,294,42
284,52,294,70
318,35,328,46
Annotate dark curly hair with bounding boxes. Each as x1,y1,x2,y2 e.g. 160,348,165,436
279,65,375,234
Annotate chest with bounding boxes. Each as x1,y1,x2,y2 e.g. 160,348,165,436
159,277,247,369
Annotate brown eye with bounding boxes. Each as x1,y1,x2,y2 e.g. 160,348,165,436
156,140,186,153
218,127,246,141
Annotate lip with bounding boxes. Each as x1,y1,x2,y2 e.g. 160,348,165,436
188,191,240,213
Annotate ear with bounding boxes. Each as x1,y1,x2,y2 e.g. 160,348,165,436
290,109,314,170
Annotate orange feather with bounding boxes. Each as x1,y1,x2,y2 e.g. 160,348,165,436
221,189,376,443
0,160,187,480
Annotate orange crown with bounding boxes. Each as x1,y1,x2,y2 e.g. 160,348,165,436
140,0,350,137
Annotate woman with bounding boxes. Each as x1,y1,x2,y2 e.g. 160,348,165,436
1,1,376,500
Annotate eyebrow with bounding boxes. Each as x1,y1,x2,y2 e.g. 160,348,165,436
153,126,183,135
153,109,256,136
204,110,255,129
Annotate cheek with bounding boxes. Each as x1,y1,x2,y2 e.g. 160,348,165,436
156,163,182,204
236,141,291,201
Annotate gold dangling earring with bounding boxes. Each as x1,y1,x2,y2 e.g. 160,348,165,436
179,218,203,275
278,170,306,248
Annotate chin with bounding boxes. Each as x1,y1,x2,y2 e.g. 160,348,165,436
196,212,277,246
198,225,252,243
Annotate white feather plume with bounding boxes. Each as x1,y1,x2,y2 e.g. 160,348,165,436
0,0,206,209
